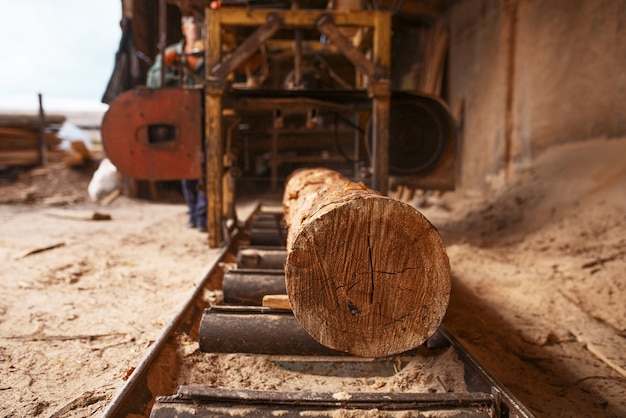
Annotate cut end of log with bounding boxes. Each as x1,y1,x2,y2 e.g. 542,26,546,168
283,168,451,358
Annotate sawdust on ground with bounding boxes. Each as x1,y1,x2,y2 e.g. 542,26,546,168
0,137,624,417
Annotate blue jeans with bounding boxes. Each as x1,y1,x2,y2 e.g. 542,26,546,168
181,179,207,227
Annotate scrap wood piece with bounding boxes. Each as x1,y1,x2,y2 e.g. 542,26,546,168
15,242,65,260
69,140,91,160
100,188,120,206
45,209,112,221
581,339,626,379
49,390,107,418
282,168,451,358
262,294,291,310
63,140,92,167
6,332,125,341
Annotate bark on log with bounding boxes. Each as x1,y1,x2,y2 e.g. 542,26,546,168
282,168,451,358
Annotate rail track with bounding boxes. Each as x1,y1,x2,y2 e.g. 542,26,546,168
102,202,535,418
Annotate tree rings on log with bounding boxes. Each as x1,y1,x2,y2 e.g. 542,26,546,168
282,168,451,358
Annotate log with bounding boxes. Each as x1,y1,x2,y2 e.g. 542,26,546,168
282,168,451,357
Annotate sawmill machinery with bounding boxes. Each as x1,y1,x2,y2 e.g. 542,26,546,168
101,0,458,247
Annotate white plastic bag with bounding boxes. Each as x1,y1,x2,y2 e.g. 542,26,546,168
88,158,118,202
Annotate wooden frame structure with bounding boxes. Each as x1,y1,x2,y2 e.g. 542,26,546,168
204,7,391,247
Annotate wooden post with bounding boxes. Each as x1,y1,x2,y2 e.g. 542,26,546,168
370,10,391,194
206,9,224,247
37,93,46,166
282,168,451,358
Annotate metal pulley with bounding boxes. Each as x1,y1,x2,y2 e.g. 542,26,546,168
368,92,455,176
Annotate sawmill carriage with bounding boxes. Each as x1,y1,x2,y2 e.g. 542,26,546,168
101,0,458,247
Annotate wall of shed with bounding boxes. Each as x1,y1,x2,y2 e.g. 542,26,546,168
447,0,626,191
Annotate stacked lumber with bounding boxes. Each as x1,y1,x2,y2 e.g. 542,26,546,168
0,114,65,168
282,168,451,357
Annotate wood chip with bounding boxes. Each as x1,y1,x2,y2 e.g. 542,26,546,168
15,242,65,260
45,209,112,221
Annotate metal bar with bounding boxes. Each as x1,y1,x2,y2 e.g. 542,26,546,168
237,247,287,270
249,227,286,247
177,386,496,408
198,309,342,355
234,97,357,112
152,401,493,418
222,269,286,305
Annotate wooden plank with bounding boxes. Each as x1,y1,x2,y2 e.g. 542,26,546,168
216,8,382,28
0,129,62,149
262,295,291,310
0,114,66,129
0,150,39,167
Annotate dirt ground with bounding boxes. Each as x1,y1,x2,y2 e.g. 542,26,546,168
0,136,625,417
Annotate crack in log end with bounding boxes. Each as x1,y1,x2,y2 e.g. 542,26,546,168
368,233,375,304
347,300,359,315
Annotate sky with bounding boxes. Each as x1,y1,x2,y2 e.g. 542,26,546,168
0,0,122,112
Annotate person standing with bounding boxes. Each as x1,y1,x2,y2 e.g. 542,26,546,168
146,12,208,232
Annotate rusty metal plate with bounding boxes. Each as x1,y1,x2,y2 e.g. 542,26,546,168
101,87,203,180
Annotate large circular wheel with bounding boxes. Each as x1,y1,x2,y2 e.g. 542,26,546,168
367,94,453,175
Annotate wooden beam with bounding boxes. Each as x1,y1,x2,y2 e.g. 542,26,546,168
216,8,383,28
206,10,224,247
